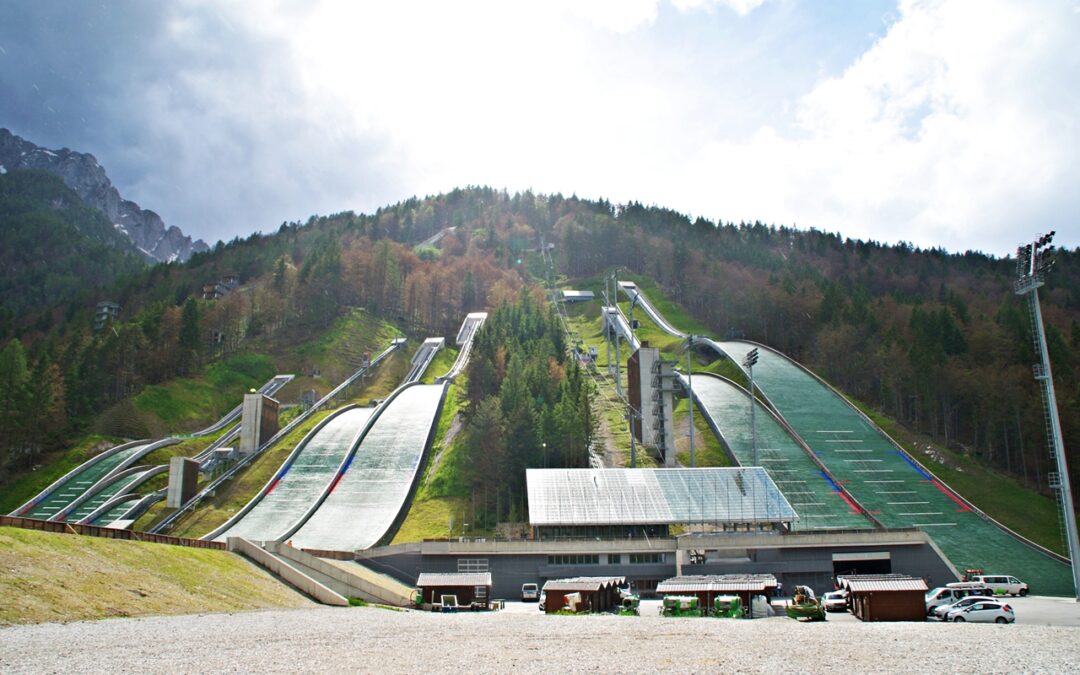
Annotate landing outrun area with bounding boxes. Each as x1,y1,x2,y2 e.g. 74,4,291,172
3,602,1079,674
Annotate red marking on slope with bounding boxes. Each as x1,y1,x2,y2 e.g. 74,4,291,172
932,480,972,512
328,473,345,494
265,478,280,495
837,491,861,514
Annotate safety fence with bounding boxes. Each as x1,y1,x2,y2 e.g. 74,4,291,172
0,515,226,550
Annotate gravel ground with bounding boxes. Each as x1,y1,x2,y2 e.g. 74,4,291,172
3,601,1080,674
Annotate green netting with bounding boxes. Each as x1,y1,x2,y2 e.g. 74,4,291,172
90,496,142,526
714,340,1073,597
26,443,150,520
692,374,872,531
65,471,148,522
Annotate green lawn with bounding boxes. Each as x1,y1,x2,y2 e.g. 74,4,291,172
420,346,460,384
134,353,276,431
0,526,308,625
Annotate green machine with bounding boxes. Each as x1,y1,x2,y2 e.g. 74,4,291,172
712,595,744,619
619,595,640,616
661,595,702,617
785,586,826,622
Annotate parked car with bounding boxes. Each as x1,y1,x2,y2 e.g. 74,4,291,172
521,583,539,602
538,592,546,611
971,575,1029,597
947,600,1015,624
932,595,996,620
822,590,848,612
925,583,992,615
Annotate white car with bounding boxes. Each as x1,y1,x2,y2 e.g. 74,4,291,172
971,575,1029,597
932,595,996,620
947,600,1015,624
822,590,848,612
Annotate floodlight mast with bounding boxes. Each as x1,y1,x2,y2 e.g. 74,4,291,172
743,348,760,466
1015,230,1080,601
686,335,696,468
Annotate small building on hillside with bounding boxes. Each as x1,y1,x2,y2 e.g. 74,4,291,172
542,576,625,614
656,574,778,610
202,274,241,300
94,301,121,332
416,572,492,609
837,574,928,622
560,290,595,303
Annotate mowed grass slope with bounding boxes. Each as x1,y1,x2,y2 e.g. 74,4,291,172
133,353,277,432
0,526,309,626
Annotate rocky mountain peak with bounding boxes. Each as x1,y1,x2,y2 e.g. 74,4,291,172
0,128,209,263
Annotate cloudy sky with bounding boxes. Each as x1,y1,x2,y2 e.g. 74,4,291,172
1,0,1077,255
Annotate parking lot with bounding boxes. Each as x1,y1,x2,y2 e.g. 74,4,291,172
502,595,1080,626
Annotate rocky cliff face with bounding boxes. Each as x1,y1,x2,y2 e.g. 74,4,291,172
0,128,209,263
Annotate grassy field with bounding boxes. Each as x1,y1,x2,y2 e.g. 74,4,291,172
420,346,459,384
0,526,309,625
290,308,402,385
134,353,277,432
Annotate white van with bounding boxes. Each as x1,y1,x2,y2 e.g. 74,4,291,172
521,583,539,602
925,582,992,614
971,575,1028,597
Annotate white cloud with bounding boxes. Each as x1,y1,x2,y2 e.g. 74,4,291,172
673,0,768,16
677,0,1080,254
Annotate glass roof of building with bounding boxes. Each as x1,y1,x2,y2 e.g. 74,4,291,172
526,467,798,527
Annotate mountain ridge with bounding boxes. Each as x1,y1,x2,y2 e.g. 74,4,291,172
0,128,208,263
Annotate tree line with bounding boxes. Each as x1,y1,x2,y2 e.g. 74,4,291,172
461,291,596,525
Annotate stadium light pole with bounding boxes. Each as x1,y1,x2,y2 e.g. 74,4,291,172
743,348,760,466
1015,231,1080,601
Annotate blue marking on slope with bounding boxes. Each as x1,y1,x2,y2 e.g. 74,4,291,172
891,450,933,480
819,471,841,493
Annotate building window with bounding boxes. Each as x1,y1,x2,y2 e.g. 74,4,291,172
547,554,600,566
457,558,489,573
629,553,665,564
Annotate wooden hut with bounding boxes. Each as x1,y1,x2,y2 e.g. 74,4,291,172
542,576,625,614
415,572,492,609
837,574,928,622
656,574,777,615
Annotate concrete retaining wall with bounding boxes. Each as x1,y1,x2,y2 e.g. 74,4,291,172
227,537,348,606
266,542,414,606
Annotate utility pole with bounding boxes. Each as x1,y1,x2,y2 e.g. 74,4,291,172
1015,231,1080,600
686,335,696,468
604,275,612,381
744,348,760,466
611,271,622,399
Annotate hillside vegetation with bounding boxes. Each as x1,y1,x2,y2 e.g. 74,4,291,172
3,186,1076,538
0,526,309,625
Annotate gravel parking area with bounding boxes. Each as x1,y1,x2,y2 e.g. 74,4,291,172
2,599,1080,674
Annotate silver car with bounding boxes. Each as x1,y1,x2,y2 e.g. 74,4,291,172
932,595,996,620
947,600,1015,624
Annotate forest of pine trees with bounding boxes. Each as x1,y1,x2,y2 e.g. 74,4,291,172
461,291,596,525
